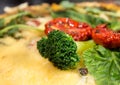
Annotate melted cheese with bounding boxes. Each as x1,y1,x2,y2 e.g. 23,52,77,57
0,30,96,85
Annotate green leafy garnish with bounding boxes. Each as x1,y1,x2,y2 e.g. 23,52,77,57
85,7,120,17
51,10,108,27
6,28,19,37
0,11,30,28
0,24,42,37
60,1,75,9
108,20,120,31
83,45,120,85
85,7,101,14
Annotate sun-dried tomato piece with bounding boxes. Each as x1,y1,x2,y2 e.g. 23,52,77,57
92,24,120,48
45,18,92,41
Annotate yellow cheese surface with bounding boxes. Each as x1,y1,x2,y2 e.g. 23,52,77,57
0,30,96,85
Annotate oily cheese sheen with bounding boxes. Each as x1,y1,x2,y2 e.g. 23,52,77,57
0,30,95,85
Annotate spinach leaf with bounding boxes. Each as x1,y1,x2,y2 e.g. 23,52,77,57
82,45,120,85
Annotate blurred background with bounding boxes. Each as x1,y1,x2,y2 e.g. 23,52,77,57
0,0,60,13
0,0,120,13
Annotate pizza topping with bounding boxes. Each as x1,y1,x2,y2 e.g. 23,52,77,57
83,45,120,85
26,19,41,27
45,18,92,41
79,68,88,76
4,2,28,14
85,7,120,18
0,11,30,28
37,30,80,70
1,1,120,85
51,3,63,12
0,24,42,38
60,1,75,9
92,24,120,48
76,40,95,55
51,9,108,27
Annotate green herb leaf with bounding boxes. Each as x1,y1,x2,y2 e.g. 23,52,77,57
82,45,120,85
0,11,30,28
0,18,4,28
60,1,75,9
85,7,101,14
51,10,108,27
7,27,19,37
108,20,120,31
85,7,120,17
0,24,42,38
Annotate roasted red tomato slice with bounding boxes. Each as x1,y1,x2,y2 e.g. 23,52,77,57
92,24,120,48
45,18,92,41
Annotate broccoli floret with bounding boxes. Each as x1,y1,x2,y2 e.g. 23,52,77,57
37,30,80,70
37,37,47,57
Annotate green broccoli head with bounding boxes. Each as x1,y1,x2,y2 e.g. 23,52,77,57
37,30,80,70
37,37,47,58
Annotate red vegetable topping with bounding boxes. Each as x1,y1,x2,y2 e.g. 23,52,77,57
45,18,92,41
31,20,41,26
92,24,120,48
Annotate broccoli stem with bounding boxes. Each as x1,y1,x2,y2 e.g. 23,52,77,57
0,24,42,36
0,11,30,28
